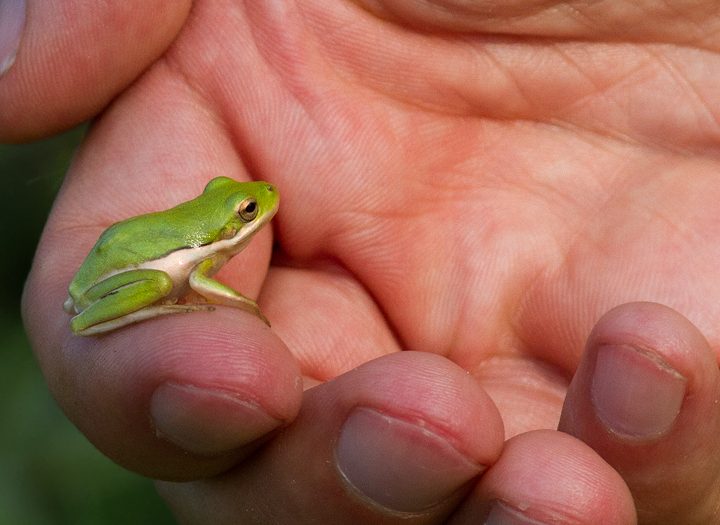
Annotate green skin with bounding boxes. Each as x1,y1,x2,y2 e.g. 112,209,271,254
63,177,279,336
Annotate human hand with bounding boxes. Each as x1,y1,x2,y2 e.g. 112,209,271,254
10,0,720,522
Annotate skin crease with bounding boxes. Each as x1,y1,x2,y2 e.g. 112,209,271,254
8,0,720,523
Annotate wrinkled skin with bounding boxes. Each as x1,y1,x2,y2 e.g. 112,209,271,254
9,0,720,523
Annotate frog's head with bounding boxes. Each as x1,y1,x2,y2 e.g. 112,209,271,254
204,177,279,246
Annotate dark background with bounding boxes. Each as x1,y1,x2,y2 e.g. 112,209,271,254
0,126,176,524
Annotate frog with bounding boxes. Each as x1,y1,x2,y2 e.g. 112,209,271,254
63,177,279,336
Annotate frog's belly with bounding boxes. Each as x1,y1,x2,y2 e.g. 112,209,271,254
134,246,210,299
100,235,250,302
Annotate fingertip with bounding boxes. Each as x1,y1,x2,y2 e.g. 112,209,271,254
449,430,636,525
560,302,720,520
46,308,303,481
329,353,504,513
340,352,506,464
336,406,486,513
561,302,719,443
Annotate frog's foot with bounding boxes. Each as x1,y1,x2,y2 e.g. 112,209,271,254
73,304,216,337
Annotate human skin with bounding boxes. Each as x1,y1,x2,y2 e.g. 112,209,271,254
8,0,720,522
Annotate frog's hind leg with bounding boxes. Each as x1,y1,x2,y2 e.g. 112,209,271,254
75,303,216,337
188,259,270,326
70,269,198,336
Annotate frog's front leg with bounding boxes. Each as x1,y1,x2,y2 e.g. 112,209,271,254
189,259,270,326
69,269,211,336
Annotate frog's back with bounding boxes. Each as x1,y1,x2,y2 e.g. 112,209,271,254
69,206,219,295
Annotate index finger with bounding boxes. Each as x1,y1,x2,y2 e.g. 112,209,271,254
0,0,190,143
21,12,303,478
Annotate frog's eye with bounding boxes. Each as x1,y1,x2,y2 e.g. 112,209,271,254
238,198,258,222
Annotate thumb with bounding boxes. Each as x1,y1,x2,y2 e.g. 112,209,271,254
0,0,190,143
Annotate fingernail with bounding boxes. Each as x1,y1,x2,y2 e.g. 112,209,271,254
336,407,483,513
150,382,282,455
0,0,26,76
484,500,547,524
591,344,686,438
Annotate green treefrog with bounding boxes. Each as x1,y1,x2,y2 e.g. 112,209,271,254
63,177,278,336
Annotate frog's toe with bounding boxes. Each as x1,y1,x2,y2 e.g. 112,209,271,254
63,297,76,314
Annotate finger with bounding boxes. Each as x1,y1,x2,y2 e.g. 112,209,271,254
260,265,403,381
0,0,190,142
559,302,720,523
25,306,302,481
20,3,297,478
448,430,636,524
353,0,720,45
156,352,505,524
282,0,720,160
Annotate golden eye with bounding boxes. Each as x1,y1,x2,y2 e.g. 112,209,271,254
238,198,258,222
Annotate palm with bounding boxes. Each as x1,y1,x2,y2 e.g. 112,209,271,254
200,2,720,436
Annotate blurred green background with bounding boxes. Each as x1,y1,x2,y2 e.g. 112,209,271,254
0,127,176,524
